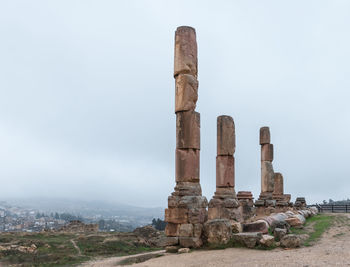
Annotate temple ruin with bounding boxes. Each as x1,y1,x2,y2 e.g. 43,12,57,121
164,26,314,249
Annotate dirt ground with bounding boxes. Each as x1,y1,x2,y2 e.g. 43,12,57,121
82,213,350,267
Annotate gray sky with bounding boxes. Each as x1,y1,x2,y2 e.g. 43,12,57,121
1,0,350,207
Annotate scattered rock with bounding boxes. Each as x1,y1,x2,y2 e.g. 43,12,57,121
285,215,305,228
204,219,232,245
243,220,269,234
280,234,301,248
158,236,179,247
232,232,262,248
178,248,190,253
179,237,202,248
274,228,287,241
259,235,275,247
165,246,179,253
231,221,242,233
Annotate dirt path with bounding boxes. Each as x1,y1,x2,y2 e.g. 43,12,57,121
71,239,82,256
81,214,350,267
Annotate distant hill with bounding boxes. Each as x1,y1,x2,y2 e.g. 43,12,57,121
3,198,164,227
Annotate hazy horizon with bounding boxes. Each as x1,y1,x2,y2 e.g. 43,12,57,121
1,1,350,207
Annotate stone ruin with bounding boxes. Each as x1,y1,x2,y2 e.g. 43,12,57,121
164,26,208,249
164,26,313,249
255,127,292,216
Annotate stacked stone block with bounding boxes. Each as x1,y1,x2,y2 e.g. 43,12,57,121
294,197,307,209
272,173,291,210
207,116,241,223
255,127,276,214
165,26,208,248
237,191,255,221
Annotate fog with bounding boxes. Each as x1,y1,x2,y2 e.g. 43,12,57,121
1,0,350,207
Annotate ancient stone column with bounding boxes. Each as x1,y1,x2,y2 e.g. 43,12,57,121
255,127,276,214
165,26,208,249
207,116,241,224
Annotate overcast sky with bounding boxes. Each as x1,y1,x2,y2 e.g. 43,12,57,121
1,1,350,208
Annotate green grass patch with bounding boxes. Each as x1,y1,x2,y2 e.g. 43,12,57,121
0,232,161,266
291,214,334,246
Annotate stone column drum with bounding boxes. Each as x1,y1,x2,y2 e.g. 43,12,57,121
165,26,208,249
255,127,276,214
207,116,241,223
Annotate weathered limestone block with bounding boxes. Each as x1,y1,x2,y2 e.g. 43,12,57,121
259,235,275,247
214,187,236,198
176,111,200,149
179,224,194,237
217,116,235,156
273,172,284,196
193,224,203,237
242,220,269,234
168,195,179,208
175,74,198,113
261,161,274,193
261,144,273,162
232,232,262,248
175,149,199,182
274,228,287,241
223,198,240,208
179,237,202,248
285,215,305,227
231,221,243,233
178,247,190,253
188,208,207,224
165,208,188,224
216,155,234,188
208,205,242,221
260,127,270,145
165,223,180,236
158,236,179,247
280,234,300,248
173,182,202,196
165,246,179,253
178,196,208,209
174,26,197,77
204,219,232,245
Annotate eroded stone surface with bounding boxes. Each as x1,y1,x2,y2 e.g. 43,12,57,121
165,208,188,224
217,116,235,156
260,127,270,145
216,156,234,188
204,219,232,245
175,74,198,113
175,149,200,183
242,220,269,234
174,26,197,77
261,144,273,162
232,232,262,248
176,111,200,149
261,161,275,193
273,172,284,196
179,237,202,248
280,234,300,248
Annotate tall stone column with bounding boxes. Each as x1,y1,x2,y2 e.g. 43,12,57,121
255,127,276,214
207,116,241,223
165,26,208,249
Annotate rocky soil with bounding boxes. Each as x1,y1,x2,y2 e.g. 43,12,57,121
81,214,350,267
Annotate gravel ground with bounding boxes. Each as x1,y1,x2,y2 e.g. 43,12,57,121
82,214,350,267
